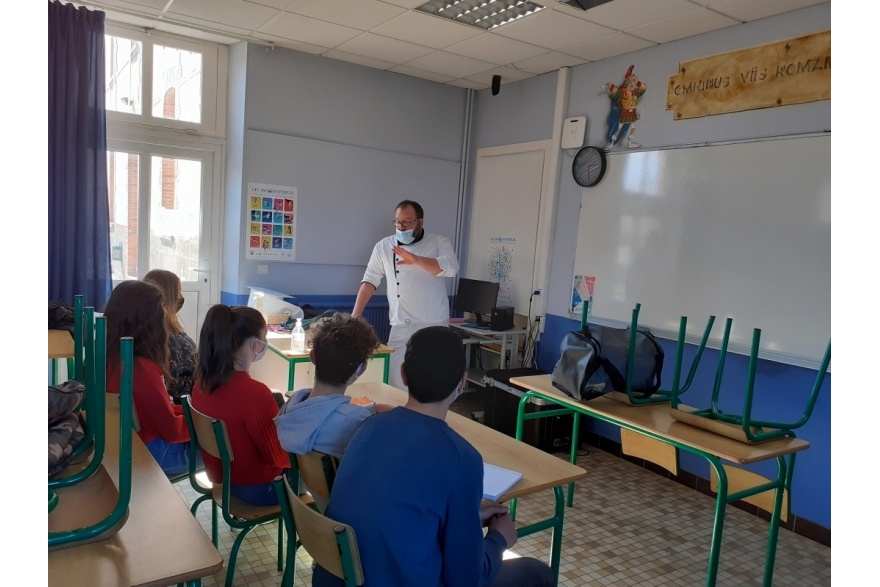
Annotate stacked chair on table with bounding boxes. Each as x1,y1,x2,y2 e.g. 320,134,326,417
48,295,134,550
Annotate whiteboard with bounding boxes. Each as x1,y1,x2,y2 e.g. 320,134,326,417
245,130,461,266
572,134,830,368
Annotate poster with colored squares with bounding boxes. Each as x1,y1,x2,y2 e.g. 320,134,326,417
246,182,297,261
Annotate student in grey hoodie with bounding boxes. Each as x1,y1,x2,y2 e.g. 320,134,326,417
274,313,392,459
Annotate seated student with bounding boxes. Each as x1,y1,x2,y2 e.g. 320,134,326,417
144,269,197,404
104,280,194,477
313,326,555,587
274,313,390,459
191,304,289,506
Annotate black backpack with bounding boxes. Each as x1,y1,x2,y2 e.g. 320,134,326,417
551,325,664,401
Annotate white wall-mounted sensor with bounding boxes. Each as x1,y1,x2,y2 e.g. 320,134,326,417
561,116,586,149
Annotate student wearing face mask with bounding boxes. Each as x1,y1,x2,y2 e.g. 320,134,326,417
274,313,392,460
352,200,459,391
191,304,289,506
144,269,197,404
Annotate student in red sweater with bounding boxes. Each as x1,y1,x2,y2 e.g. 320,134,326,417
192,305,289,506
104,280,193,476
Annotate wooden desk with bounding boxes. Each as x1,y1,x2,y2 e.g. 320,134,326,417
250,329,393,392
48,397,223,587
347,381,587,584
509,374,809,587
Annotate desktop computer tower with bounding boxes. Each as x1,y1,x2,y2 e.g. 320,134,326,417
490,306,514,331
483,369,573,454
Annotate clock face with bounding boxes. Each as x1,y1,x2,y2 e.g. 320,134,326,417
572,146,607,187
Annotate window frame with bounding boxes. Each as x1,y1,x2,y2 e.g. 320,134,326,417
104,22,224,137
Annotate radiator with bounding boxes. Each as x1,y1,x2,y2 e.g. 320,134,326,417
303,301,390,344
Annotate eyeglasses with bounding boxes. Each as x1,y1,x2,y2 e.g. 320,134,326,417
392,218,419,229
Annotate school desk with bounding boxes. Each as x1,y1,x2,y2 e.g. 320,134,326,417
347,381,587,584
250,329,393,392
48,396,223,586
509,373,810,587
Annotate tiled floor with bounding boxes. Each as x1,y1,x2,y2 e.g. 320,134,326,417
174,389,831,586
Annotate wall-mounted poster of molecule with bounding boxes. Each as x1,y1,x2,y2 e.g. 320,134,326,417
246,182,297,261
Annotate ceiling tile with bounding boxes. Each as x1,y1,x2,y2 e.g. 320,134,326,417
378,0,426,8
709,0,828,22
464,65,535,85
513,51,587,75
336,33,435,64
258,12,363,47
444,33,548,65
244,0,291,9
493,9,616,50
388,65,457,84
576,0,701,30
283,0,405,31
166,0,278,30
251,32,326,54
322,49,396,70
370,11,484,49
162,13,256,37
404,51,497,78
561,32,655,62
98,0,167,13
627,8,739,44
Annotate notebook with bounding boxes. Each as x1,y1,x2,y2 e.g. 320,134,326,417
482,463,523,501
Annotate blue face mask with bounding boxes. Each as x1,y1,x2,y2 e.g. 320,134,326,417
396,229,415,244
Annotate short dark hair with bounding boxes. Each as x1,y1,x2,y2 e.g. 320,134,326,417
403,326,465,403
312,313,380,386
197,305,266,392
396,200,423,219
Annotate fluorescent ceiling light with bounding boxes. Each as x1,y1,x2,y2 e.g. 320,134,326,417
416,0,546,30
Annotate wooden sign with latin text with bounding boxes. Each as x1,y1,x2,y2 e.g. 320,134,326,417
666,30,830,120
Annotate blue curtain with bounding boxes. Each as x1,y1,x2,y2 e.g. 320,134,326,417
48,1,112,310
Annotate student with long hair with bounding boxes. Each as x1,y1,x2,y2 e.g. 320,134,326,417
104,280,193,476
191,305,289,506
144,269,197,403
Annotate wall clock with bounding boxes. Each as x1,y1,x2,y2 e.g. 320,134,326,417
572,146,607,187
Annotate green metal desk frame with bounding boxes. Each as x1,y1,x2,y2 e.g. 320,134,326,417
514,388,802,587
266,346,392,389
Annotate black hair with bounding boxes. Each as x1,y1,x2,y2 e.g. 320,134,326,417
396,200,424,219
312,313,380,386
197,304,266,392
403,326,465,403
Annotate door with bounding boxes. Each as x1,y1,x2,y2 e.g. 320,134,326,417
467,142,552,316
106,138,221,341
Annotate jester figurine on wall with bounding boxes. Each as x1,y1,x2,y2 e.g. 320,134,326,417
601,65,646,150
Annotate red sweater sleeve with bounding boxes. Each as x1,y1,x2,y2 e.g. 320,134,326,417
134,359,190,444
246,380,291,471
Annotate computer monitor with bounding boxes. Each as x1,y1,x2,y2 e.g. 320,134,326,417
454,278,500,326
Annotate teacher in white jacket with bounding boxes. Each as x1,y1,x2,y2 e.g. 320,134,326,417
352,200,459,391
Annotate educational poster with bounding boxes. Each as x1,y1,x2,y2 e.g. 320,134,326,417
488,235,516,307
570,275,596,318
246,182,297,261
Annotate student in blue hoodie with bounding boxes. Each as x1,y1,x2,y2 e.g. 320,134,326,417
274,313,391,459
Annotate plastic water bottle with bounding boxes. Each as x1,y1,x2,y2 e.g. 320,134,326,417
291,318,305,353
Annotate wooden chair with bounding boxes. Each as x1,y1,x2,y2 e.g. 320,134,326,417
289,451,338,514
274,474,364,587
670,320,832,444
180,395,285,587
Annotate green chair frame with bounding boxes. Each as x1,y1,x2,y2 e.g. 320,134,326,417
274,474,364,587
49,305,107,489
48,336,134,549
583,302,716,405
670,318,832,443
181,396,285,587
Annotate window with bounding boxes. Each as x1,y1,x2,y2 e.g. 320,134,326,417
105,24,221,134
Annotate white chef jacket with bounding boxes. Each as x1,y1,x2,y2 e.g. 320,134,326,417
361,232,459,326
